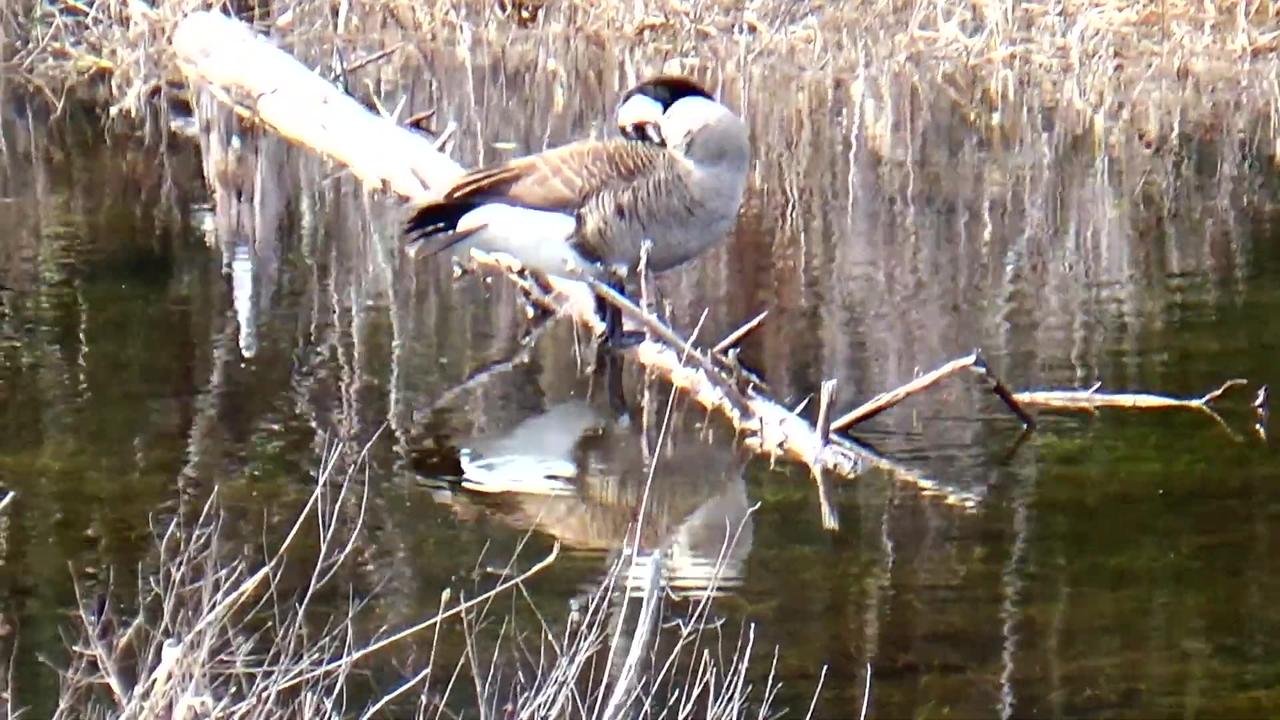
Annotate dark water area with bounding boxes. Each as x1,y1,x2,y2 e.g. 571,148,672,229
1,57,1280,718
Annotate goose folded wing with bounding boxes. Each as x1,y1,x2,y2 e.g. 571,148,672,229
443,140,668,211
567,164,695,266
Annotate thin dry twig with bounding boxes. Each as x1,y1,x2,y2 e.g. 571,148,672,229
712,309,768,355
343,42,404,74
829,352,1035,433
812,379,840,531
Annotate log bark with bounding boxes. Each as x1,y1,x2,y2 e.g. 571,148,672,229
172,11,464,203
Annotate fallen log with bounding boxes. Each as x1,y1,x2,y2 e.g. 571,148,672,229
171,11,463,203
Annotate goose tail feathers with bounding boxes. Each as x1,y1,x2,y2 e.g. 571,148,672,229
404,202,485,259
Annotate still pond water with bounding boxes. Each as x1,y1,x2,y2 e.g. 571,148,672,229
1,65,1280,718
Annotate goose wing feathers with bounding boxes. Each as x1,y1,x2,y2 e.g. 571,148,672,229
443,140,672,211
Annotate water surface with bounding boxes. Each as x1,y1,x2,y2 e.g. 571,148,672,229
0,53,1278,717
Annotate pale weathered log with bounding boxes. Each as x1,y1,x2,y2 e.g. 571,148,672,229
172,11,464,203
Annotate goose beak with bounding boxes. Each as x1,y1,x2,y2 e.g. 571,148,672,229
618,120,665,145
638,121,664,145
616,93,666,144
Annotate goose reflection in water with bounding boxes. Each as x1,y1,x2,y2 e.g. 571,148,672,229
429,399,753,599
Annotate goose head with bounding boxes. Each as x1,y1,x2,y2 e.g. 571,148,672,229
615,75,713,145
616,76,750,174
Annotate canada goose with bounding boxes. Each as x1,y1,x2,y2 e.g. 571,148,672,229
404,75,750,345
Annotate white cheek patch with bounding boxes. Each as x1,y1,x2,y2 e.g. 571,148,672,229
616,94,665,132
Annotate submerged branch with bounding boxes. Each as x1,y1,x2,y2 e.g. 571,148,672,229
1011,377,1257,439
467,251,986,510
1013,378,1250,412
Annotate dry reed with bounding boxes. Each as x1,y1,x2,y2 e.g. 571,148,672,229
37,438,789,719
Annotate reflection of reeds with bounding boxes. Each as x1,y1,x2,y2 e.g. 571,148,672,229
3,14,1276,716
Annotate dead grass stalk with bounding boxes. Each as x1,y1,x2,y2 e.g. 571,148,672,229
42,437,793,718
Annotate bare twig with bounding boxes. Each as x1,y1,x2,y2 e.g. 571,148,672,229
343,42,404,74
860,662,873,720
1254,385,1270,441
804,664,829,720
830,352,1034,433
816,379,838,448
812,379,840,530
712,309,768,354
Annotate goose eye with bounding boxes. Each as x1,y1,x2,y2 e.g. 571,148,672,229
641,122,665,145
